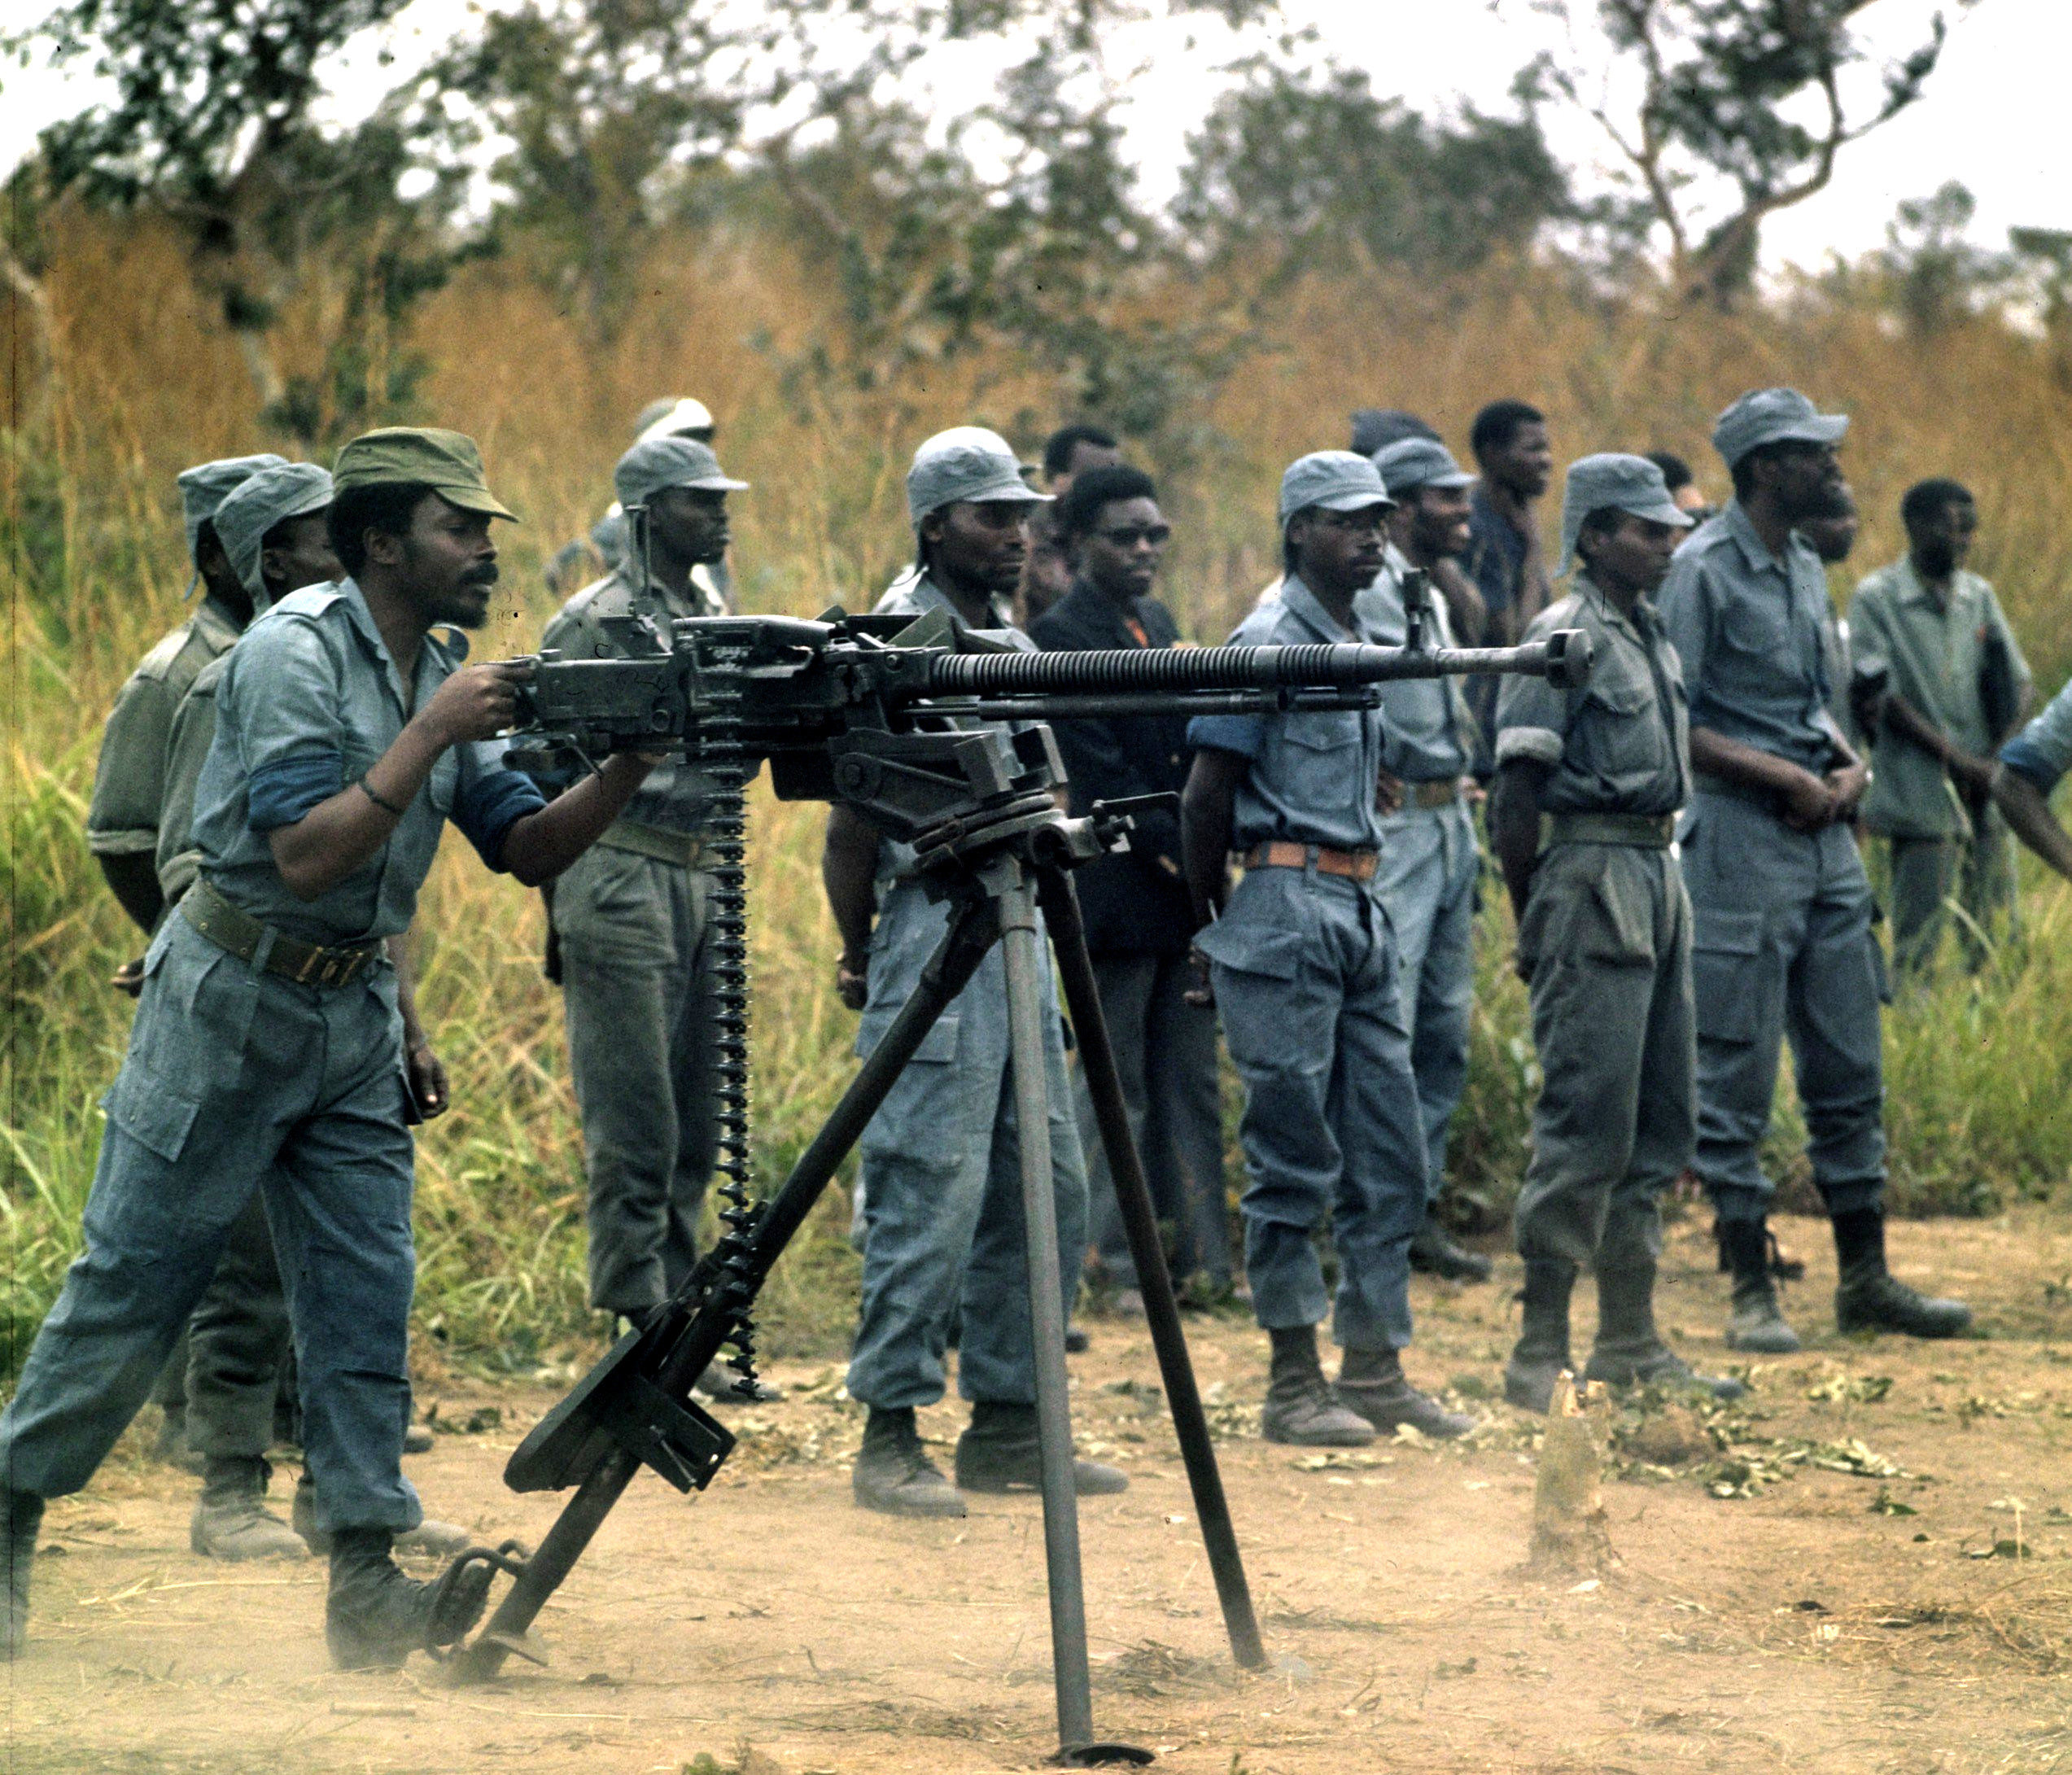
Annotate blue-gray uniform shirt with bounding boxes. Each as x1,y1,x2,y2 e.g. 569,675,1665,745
540,566,726,836
1658,500,1840,776
2002,675,2072,793
190,579,545,944
1494,579,1689,815
868,571,1030,886
1188,575,1389,854
1355,546,1474,784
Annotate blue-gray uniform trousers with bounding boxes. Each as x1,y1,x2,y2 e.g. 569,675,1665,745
1513,840,1695,1268
1370,798,1477,1194
553,841,719,1316
1197,864,1429,1350
0,915,423,1532
1680,788,1886,1224
1078,952,1229,1291
846,879,1089,1410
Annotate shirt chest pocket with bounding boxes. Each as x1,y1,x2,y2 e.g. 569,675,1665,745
1577,670,1666,780
1720,594,1803,676
1275,710,1366,811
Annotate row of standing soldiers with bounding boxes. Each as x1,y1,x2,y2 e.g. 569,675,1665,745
9,391,2072,1661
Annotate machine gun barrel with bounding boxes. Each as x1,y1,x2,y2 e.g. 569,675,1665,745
913,633,1589,698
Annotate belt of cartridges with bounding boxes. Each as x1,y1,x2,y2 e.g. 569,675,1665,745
1241,841,1379,882
181,880,382,987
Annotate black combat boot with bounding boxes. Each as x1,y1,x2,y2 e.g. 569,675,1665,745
851,1406,965,1519
1410,1211,1493,1283
5,1491,42,1660
1831,1209,1972,1339
1503,1259,1576,1413
191,1456,304,1560
1335,1345,1475,1440
1585,1252,1744,1401
1259,1326,1375,1446
955,1401,1128,1496
323,1528,492,1672
1719,1219,1802,1353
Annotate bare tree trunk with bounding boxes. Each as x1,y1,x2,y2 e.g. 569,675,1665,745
2,247,56,435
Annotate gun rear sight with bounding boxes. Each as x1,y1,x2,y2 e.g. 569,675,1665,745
506,610,1593,779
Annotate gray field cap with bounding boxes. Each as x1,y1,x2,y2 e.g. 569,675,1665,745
1559,452,1693,571
214,462,334,603
1711,387,1849,469
615,436,749,510
178,453,289,564
1278,450,1394,527
1373,435,1475,500
907,427,1049,525
1349,408,1440,457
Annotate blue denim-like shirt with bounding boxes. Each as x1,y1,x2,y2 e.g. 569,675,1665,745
1354,545,1473,783
1657,500,1839,776
1188,575,1389,853
2002,675,2072,794
190,579,545,944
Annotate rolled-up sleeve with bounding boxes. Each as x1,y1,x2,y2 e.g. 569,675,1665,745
452,741,549,871
2001,678,2072,793
1495,649,1567,768
221,616,350,829
1187,711,1265,759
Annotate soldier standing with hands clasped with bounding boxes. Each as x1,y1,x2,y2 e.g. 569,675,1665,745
1491,454,1743,1410
1659,390,1972,1353
2,427,662,1670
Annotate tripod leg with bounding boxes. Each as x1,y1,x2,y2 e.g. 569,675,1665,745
450,894,999,1685
998,876,1098,1756
1037,869,1269,1672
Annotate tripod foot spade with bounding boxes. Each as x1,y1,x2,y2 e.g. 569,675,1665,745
1055,1744,1155,1768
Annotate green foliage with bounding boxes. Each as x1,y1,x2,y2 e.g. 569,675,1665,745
1177,59,1571,280
1524,0,1965,305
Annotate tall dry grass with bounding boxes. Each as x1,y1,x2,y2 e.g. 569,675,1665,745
6,216,2072,1373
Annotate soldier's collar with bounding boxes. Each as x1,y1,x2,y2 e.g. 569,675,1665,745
1279,574,1355,643
1724,499,1800,575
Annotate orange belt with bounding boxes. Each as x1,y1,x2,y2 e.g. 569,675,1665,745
1241,841,1379,882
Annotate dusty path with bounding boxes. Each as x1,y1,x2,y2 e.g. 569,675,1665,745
7,1209,2072,1775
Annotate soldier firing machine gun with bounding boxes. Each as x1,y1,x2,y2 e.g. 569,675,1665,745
437,579,1592,1763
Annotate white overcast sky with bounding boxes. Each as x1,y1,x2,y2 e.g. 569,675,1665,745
2,0,2061,273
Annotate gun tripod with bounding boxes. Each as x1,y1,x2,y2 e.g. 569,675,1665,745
448,728,1267,1765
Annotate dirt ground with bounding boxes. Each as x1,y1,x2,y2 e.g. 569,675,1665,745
7,1208,2072,1775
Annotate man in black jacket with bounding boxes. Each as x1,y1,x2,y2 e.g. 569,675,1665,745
1029,465,1231,1312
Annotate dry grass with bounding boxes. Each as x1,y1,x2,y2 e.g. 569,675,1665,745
5,215,2072,1375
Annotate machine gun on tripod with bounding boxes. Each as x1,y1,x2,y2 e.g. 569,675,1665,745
439,598,1591,1760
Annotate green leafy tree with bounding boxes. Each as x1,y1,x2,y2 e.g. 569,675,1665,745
18,0,479,440
1175,58,1572,283
441,0,1275,430
1523,0,1969,308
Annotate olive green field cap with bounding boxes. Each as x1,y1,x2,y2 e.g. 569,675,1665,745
178,453,288,564
1278,450,1393,527
215,462,334,602
1710,387,1849,470
615,436,748,510
331,426,517,520
1559,452,1693,570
